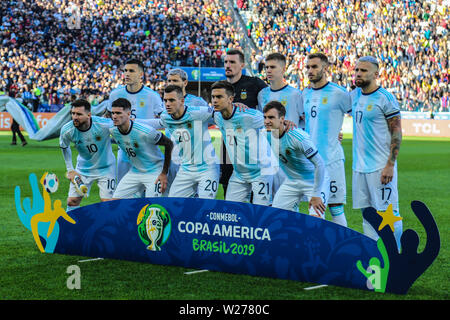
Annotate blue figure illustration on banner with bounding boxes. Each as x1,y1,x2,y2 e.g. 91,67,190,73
14,172,440,294
15,172,75,253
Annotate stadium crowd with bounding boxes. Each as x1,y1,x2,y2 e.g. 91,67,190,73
0,0,448,113
243,0,449,112
0,0,241,110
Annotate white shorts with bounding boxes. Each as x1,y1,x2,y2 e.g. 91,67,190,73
352,166,399,211
225,173,273,206
113,171,163,199
326,160,347,205
68,172,116,200
169,166,220,199
116,149,131,183
272,176,330,214
272,169,287,198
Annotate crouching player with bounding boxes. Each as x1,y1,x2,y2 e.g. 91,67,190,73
263,101,329,218
160,85,220,199
59,99,117,211
109,98,173,199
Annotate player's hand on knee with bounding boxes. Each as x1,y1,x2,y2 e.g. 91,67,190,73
66,170,79,181
309,196,326,218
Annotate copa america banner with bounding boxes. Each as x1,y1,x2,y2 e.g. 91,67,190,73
15,173,440,294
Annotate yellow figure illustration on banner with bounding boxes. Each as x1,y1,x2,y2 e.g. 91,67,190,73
30,172,76,252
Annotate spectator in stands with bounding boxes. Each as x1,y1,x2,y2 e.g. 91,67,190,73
0,0,241,111
238,0,448,111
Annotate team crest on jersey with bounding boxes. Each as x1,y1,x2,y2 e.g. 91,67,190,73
187,122,192,129
285,149,291,156
139,99,145,108
240,90,247,100
95,136,101,141
322,97,328,104
281,98,287,106
133,142,139,149
367,104,373,111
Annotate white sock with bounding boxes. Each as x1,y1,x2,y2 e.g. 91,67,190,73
393,210,403,251
329,205,347,227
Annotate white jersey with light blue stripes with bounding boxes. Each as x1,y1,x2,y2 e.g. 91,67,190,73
257,84,304,127
213,106,274,180
107,85,164,119
59,116,116,177
351,87,401,173
303,82,351,165
184,94,208,107
269,128,318,183
160,106,218,172
109,121,164,174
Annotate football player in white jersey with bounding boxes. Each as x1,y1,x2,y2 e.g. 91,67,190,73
257,53,304,128
166,68,209,107
106,59,164,182
257,53,303,198
351,56,403,248
165,68,209,181
211,81,276,206
160,85,219,199
264,101,329,218
109,98,173,199
60,99,116,211
302,53,350,227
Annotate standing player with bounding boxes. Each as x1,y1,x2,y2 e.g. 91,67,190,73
166,68,209,107
166,68,209,180
109,98,173,199
211,80,275,206
106,59,164,182
221,49,268,196
302,53,350,227
351,56,403,248
257,53,304,128
264,101,329,218
59,99,116,211
160,85,219,199
257,52,304,197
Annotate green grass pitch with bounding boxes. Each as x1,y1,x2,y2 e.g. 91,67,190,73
0,132,448,300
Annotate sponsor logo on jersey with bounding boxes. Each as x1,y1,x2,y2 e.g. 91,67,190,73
304,147,314,156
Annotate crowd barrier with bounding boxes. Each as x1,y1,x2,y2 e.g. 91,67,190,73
0,112,56,131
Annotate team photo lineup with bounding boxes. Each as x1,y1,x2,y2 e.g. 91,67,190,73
1,1,448,301
58,48,403,248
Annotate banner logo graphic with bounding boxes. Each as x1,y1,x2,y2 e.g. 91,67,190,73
137,204,171,251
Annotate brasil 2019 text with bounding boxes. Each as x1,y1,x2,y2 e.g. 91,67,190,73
192,238,255,256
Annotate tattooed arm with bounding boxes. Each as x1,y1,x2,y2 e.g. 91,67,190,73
381,115,402,184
